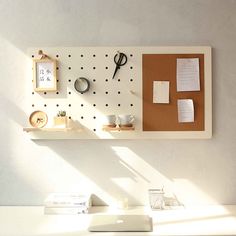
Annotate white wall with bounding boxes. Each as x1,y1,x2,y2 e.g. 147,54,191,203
0,0,236,206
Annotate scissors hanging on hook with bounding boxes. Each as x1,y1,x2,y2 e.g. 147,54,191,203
112,52,128,79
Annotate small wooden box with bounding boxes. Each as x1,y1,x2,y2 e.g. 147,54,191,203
54,117,68,128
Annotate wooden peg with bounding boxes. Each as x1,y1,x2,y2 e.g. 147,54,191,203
38,50,49,59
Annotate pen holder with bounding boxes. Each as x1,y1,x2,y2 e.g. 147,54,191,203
148,189,165,210
54,116,68,128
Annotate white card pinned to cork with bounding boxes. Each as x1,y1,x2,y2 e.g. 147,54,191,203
153,81,170,104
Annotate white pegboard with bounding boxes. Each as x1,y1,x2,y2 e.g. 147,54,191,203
25,46,212,139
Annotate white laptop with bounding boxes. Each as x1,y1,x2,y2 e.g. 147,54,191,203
88,214,153,232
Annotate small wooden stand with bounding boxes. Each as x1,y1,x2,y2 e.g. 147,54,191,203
23,127,81,132
102,125,135,132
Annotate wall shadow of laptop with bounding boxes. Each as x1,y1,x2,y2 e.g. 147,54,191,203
88,215,153,232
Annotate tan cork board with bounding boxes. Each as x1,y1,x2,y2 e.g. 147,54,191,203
142,54,205,131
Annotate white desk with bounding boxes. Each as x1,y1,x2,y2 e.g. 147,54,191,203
0,205,236,235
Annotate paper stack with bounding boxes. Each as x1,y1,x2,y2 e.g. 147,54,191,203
44,193,92,214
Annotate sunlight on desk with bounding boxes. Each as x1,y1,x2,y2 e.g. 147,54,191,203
1,206,236,235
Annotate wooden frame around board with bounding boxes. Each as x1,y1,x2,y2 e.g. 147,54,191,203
33,58,57,92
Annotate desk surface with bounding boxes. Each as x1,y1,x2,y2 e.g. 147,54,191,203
0,205,236,235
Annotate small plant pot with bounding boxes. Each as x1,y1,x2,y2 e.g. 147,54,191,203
54,116,68,128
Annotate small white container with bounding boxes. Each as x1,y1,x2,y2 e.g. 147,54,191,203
148,189,165,210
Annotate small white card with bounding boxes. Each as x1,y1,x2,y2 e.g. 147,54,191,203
177,99,194,123
177,58,200,92
153,81,169,103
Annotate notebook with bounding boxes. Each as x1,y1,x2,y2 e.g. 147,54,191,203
88,214,153,232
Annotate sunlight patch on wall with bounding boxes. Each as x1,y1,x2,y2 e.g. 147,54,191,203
111,146,173,187
111,146,173,204
10,145,117,206
0,36,29,103
111,146,219,205
173,178,218,205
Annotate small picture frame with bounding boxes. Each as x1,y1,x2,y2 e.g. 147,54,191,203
33,58,57,92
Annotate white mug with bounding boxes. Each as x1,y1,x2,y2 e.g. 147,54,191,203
118,114,134,126
103,114,116,125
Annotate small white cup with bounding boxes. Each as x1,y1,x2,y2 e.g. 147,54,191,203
103,114,116,126
118,114,134,126
117,197,129,209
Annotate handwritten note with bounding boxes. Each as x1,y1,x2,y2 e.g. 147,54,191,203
177,58,200,92
153,81,169,103
177,99,194,123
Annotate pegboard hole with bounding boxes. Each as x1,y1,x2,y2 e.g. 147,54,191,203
105,91,108,94
44,104,47,107
93,116,96,119
57,80,59,82
56,54,59,58
118,91,121,94
93,79,96,82
68,54,71,58
68,67,71,70
105,104,108,107
93,67,96,70
32,92,34,95
93,104,96,107
81,67,84,70
93,54,96,57
130,104,133,107
56,67,59,70
81,54,84,57
68,79,71,82
118,79,120,82
118,104,121,107
130,66,133,69
68,91,71,95
69,116,71,119
44,92,47,95
105,67,108,69
68,104,71,107
31,55,34,58
130,54,133,57
56,104,59,107
105,54,108,57
130,79,133,82
105,79,108,82
56,91,59,94
32,104,34,107
81,104,84,107
93,129,96,132
93,91,96,94
81,116,84,119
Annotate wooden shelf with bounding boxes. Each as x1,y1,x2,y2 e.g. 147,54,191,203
23,127,81,132
102,126,135,131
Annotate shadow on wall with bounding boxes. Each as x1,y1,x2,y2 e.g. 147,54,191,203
0,92,46,205
35,138,223,206
0,34,230,207
0,19,234,206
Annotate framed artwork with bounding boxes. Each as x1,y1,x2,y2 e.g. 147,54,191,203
33,58,57,92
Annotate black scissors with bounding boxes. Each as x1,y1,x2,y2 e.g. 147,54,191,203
112,52,128,79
